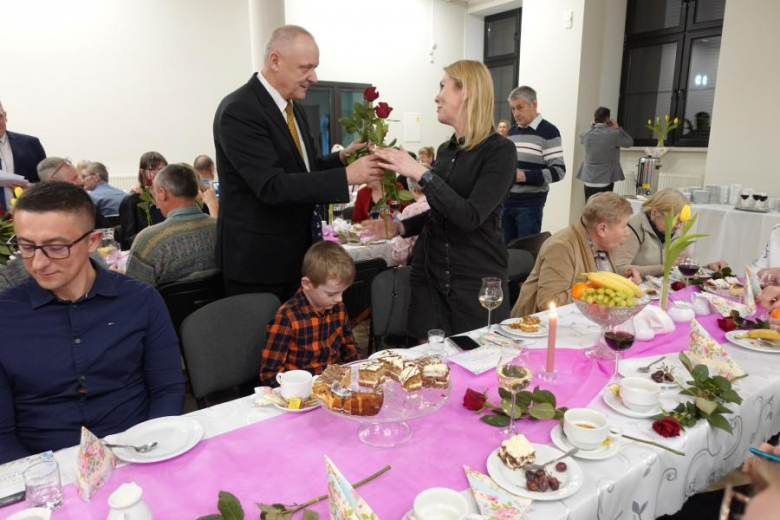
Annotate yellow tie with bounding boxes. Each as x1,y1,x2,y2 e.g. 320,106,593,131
285,101,304,159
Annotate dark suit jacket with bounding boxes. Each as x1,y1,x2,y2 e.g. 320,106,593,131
7,131,46,183
213,74,350,284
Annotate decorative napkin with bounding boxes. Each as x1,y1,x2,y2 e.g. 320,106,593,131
325,455,377,520
464,466,531,520
450,346,502,375
75,426,117,501
743,266,757,315
633,306,675,341
699,292,750,318
687,319,744,381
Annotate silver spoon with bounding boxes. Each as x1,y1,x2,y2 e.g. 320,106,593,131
104,441,158,453
637,356,665,373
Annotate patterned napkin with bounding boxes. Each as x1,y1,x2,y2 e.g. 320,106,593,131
745,265,761,300
743,266,756,315
464,465,531,520
325,455,377,520
687,319,744,381
75,426,117,501
699,292,750,317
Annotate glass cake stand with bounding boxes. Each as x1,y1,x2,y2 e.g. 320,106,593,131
318,362,451,448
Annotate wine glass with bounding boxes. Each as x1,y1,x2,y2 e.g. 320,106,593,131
605,319,636,385
677,257,700,288
479,277,503,332
495,348,532,441
758,192,768,210
739,190,751,208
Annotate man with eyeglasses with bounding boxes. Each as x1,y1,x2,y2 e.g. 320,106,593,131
0,100,46,210
81,161,126,217
36,157,112,229
0,182,185,463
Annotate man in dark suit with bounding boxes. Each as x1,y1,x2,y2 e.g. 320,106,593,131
213,25,383,300
0,100,46,210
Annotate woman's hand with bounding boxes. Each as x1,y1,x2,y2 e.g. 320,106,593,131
624,267,642,285
707,260,728,271
742,442,780,492
339,139,368,164
373,146,428,181
200,186,219,217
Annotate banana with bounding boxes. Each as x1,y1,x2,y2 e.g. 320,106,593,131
582,272,643,297
743,329,780,341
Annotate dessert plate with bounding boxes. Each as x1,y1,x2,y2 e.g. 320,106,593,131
602,388,661,419
619,356,682,390
550,424,620,460
486,444,583,501
272,388,320,413
499,319,549,338
725,330,780,354
112,416,204,463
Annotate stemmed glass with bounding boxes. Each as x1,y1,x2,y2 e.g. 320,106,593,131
479,277,503,332
605,319,636,385
677,257,700,288
495,348,532,441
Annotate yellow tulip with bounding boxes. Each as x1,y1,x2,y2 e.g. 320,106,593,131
647,119,652,125
673,117,679,125
13,187,23,198
665,115,670,121
10,198,17,207
679,204,691,222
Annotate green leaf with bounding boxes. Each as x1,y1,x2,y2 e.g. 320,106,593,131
481,414,510,427
498,387,512,400
679,352,694,374
501,398,526,419
516,391,533,408
721,389,742,405
528,403,556,420
714,402,733,415
532,388,556,408
706,413,733,434
692,364,710,384
302,510,319,520
197,516,224,520
711,376,732,392
216,491,244,520
387,138,397,147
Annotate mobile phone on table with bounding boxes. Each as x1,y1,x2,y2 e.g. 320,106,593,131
750,447,780,463
448,335,481,351
212,181,220,198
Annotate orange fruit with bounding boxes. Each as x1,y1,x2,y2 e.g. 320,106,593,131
771,308,780,319
571,282,589,300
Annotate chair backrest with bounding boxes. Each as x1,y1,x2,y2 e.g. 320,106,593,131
370,266,411,338
506,249,535,307
157,273,226,339
342,206,355,222
507,231,552,258
181,293,281,401
342,257,387,324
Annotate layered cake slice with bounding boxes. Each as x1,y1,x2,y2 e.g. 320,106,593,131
398,364,422,392
498,434,536,470
375,351,405,382
358,362,386,389
419,359,450,389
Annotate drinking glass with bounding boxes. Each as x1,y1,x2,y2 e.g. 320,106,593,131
495,348,532,441
425,329,446,358
23,460,63,510
758,192,768,210
739,189,752,208
605,319,636,385
479,277,503,332
98,228,120,267
677,258,700,288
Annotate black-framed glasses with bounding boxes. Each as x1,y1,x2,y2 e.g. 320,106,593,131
7,229,95,259
50,158,74,180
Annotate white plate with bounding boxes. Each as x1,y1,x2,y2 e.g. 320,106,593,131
113,416,204,463
369,239,388,245
368,348,422,361
499,319,549,338
550,424,620,460
602,388,661,419
725,330,780,354
619,356,682,390
640,283,661,300
272,388,321,413
486,444,583,501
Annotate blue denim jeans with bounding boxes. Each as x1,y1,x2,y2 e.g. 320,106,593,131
501,205,544,245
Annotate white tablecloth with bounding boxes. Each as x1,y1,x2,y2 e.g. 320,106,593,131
343,241,399,267
628,199,780,270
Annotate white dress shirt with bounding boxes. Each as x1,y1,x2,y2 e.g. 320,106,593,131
256,72,311,172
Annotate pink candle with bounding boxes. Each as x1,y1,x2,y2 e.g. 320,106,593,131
546,303,557,372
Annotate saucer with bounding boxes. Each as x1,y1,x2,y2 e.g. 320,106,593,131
550,424,620,460
602,388,661,419
272,388,320,413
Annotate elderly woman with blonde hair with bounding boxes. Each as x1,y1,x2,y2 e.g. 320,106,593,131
512,192,640,317
613,188,727,277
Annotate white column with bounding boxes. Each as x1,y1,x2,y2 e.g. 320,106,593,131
248,0,285,72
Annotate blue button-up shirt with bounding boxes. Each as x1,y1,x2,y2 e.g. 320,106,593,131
90,181,127,217
0,262,185,463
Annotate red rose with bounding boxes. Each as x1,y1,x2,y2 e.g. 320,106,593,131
717,317,736,332
463,388,487,411
374,102,393,119
364,86,380,102
652,416,681,438
144,177,153,187
671,281,686,291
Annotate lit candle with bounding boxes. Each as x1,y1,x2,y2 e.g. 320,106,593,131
546,303,558,373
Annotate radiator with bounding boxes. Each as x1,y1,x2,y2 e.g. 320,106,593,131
110,174,139,192
614,172,704,196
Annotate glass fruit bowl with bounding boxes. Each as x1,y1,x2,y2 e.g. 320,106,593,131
573,296,651,359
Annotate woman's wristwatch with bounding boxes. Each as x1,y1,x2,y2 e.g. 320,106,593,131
418,170,434,187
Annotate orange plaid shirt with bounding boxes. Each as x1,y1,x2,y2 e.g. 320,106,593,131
260,288,360,386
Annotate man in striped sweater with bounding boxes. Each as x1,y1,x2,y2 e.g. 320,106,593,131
501,86,566,245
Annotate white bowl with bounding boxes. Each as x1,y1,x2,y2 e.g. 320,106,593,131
6,508,52,520
620,377,661,412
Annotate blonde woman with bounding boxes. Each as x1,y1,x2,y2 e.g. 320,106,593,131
365,60,516,338
418,146,435,167
613,188,726,277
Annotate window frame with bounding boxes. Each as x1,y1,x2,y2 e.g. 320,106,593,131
484,8,521,126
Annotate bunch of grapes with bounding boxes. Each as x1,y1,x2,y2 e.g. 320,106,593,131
524,462,567,492
579,287,638,307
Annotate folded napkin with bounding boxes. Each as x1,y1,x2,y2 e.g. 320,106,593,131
75,426,117,501
325,455,376,520
687,319,744,381
699,292,750,318
744,265,757,315
464,465,531,520
633,306,675,340
480,332,523,349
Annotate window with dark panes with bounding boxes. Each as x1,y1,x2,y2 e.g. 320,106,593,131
619,0,724,147
484,9,521,127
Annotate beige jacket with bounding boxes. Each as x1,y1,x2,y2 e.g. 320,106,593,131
613,212,665,277
511,221,616,317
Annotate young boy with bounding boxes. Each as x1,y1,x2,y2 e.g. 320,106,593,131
259,241,361,385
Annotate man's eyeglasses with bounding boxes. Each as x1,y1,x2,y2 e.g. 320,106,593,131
50,158,74,180
7,229,95,260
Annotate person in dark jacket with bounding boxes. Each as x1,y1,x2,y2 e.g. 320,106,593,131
576,106,633,200
119,151,166,249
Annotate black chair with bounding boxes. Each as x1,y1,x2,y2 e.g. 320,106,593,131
507,249,535,307
343,258,387,326
507,231,552,259
369,266,414,353
181,293,281,408
157,273,226,342
105,215,121,227
342,205,355,222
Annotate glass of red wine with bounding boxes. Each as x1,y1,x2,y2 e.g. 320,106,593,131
678,258,700,288
740,191,750,208
605,319,635,384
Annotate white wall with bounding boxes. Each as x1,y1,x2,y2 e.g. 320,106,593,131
0,0,252,178
705,0,780,196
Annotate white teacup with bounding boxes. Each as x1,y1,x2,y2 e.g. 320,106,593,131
107,482,152,520
276,370,314,400
620,377,661,412
413,488,481,520
563,408,611,451
668,301,695,322
6,508,52,520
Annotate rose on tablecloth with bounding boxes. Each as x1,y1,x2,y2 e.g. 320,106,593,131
717,317,737,332
463,388,488,411
652,416,682,438
671,281,686,292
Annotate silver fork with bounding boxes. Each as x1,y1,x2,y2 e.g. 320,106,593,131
525,447,578,473
637,356,666,373
103,441,158,453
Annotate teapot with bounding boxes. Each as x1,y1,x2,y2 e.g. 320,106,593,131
107,482,152,520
